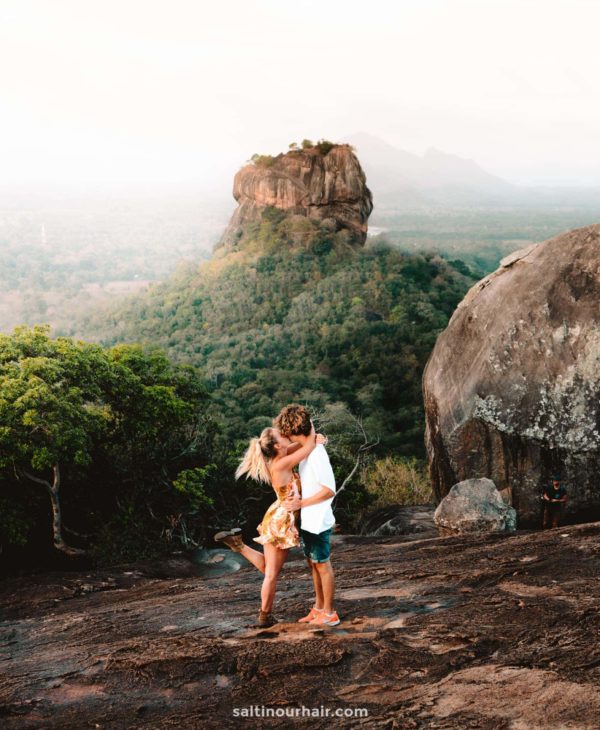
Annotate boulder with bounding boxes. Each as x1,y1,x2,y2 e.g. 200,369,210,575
423,224,600,526
217,143,373,249
434,478,517,535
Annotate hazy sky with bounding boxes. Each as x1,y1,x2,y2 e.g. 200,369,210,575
1,0,599,187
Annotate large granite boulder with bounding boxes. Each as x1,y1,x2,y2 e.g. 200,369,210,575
434,478,517,534
423,224,600,526
217,143,373,249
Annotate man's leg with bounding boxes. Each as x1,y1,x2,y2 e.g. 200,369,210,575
543,504,550,529
314,560,335,614
308,558,325,610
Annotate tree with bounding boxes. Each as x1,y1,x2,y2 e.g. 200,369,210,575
316,139,335,155
102,343,215,506
301,139,314,149
0,328,218,561
0,325,111,555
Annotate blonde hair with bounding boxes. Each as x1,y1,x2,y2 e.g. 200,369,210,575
236,427,279,484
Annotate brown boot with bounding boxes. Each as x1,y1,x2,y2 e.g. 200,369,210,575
257,609,277,628
214,528,244,553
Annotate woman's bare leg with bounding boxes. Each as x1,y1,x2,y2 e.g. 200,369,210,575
240,545,266,573
215,530,266,573
261,544,289,613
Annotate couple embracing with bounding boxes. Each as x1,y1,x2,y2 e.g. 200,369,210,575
214,404,339,629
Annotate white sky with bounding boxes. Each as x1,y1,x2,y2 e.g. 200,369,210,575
1,0,599,186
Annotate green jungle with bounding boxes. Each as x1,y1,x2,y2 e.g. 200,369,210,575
3,193,600,573
0,207,476,571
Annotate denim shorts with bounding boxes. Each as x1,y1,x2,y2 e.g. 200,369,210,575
300,527,333,563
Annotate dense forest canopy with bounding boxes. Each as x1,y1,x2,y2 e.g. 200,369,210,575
0,326,219,569
75,209,477,458
3,207,533,568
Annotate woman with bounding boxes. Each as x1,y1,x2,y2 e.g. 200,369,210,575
214,423,323,628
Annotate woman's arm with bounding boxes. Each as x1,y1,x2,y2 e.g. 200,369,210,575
286,433,327,455
275,425,317,471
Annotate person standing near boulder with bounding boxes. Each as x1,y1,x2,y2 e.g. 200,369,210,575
276,404,340,627
542,475,567,529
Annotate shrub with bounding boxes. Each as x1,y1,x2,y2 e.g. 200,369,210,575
363,456,433,508
251,154,275,167
316,139,336,155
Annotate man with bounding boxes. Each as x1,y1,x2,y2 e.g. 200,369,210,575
274,404,340,627
542,475,568,529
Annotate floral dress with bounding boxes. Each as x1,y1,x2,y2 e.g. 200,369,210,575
254,472,302,549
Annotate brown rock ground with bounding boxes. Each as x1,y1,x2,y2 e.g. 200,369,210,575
1,524,599,729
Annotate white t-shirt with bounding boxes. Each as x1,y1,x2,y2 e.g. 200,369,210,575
298,444,336,535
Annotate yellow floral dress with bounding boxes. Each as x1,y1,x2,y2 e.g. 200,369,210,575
254,472,301,549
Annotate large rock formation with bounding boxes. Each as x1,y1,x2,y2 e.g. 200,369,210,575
217,143,373,249
423,224,600,526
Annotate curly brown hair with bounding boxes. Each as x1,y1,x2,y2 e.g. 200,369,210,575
274,403,312,437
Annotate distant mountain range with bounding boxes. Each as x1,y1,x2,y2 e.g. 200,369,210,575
343,132,600,211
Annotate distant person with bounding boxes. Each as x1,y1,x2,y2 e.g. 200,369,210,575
213,423,327,628
542,475,567,529
276,404,340,628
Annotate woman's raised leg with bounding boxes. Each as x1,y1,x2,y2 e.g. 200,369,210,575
240,544,266,573
214,529,266,573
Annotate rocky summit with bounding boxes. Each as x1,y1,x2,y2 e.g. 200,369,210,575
217,143,373,250
1,524,599,728
423,224,600,526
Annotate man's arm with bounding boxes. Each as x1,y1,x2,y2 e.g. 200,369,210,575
285,485,333,511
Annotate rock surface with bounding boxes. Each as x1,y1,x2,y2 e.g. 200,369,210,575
434,478,517,535
423,224,600,526
359,504,437,538
2,525,600,728
217,144,373,249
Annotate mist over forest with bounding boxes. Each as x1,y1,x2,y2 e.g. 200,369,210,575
2,135,600,337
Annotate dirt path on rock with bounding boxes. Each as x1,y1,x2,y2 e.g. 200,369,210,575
1,525,599,728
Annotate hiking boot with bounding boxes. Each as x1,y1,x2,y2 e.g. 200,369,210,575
214,527,244,553
257,609,278,628
298,607,323,623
